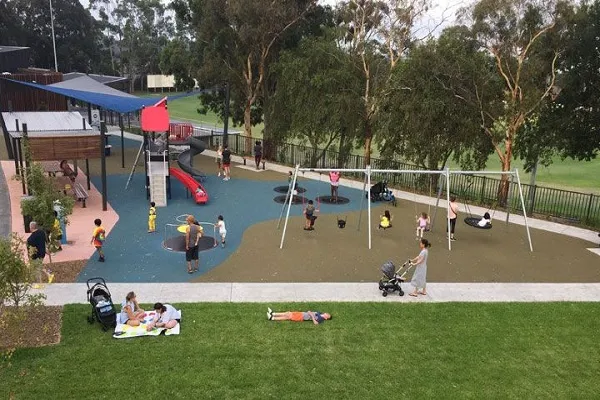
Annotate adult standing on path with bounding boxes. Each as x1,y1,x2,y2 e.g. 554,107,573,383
222,145,232,181
409,238,431,297
185,215,201,274
27,221,54,286
448,196,459,241
254,141,263,170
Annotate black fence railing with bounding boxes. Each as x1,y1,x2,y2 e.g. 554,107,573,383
204,133,600,229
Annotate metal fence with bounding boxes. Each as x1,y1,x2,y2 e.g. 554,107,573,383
203,133,600,229
105,120,599,229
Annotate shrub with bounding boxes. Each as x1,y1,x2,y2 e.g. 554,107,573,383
0,234,46,309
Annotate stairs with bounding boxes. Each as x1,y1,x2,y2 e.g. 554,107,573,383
148,150,168,207
150,174,167,206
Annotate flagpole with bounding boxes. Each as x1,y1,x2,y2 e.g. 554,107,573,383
49,0,58,71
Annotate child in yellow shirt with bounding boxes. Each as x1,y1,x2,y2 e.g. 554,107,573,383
148,202,157,233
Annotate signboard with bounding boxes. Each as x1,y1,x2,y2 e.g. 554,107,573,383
90,109,100,126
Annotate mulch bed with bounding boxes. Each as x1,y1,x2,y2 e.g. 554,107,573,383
0,306,63,350
47,259,87,283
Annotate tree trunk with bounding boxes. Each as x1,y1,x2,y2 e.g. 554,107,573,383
244,100,252,153
497,136,514,206
363,121,372,167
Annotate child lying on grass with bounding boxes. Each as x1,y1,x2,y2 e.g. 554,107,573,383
267,308,331,325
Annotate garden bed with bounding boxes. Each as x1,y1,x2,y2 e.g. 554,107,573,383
0,306,63,350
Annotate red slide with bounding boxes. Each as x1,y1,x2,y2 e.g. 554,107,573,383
169,167,208,204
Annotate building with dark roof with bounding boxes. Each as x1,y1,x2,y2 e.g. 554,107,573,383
0,46,30,73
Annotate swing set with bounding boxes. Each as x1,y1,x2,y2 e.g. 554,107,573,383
278,165,534,252
457,181,497,229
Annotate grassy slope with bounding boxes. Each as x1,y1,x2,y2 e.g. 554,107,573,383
445,155,600,194
145,93,599,193
2,303,600,399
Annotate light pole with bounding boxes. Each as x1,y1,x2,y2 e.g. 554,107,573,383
49,0,58,71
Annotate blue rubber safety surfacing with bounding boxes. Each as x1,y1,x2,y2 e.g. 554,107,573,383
78,173,368,282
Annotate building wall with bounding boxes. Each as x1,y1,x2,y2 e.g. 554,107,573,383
147,74,175,89
0,71,67,112
28,136,101,161
0,47,30,73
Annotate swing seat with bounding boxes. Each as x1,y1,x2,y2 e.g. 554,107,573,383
464,217,492,229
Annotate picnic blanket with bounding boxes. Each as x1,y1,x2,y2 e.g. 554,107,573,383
113,310,181,339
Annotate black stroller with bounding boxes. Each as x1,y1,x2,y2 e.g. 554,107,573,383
369,181,397,206
86,277,117,331
378,260,414,297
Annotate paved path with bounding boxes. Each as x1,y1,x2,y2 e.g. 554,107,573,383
37,282,600,305
0,161,11,238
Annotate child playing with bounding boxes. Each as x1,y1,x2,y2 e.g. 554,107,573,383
222,144,231,181
216,215,227,248
478,212,492,227
216,144,223,177
378,210,393,230
416,212,430,239
52,210,63,251
91,218,106,262
329,171,341,203
304,200,317,231
148,201,156,233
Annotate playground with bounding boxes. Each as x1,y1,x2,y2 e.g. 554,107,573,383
1,81,600,400
2,129,597,284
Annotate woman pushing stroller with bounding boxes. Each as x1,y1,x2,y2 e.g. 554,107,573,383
409,238,431,297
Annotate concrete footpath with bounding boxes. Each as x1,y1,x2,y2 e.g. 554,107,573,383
0,161,11,238
37,282,600,305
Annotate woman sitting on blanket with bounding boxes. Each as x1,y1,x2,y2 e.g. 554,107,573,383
120,291,145,326
146,303,180,331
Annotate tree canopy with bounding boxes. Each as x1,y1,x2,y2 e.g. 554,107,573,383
2,0,600,199
377,27,493,172
268,34,364,167
2,0,110,73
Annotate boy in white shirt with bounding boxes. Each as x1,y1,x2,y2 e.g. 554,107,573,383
216,215,227,248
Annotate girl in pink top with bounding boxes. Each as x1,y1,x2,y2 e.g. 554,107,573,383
416,212,430,239
329,171,341,203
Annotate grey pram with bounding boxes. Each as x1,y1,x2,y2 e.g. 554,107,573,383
378,260,414,297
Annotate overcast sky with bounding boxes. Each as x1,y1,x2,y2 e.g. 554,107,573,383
81,0,472,35
321,0,474,36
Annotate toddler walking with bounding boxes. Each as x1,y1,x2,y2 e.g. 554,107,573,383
148,201,156,233
216,215,227,248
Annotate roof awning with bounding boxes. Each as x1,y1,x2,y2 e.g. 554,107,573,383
49,75,137,98
2,78,207,113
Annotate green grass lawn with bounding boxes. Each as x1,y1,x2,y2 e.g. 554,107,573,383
445,155,600,194
2,303,600,399
136,92,258,133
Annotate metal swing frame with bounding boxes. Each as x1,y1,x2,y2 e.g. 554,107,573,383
277,166,533,252
442,169,534,252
